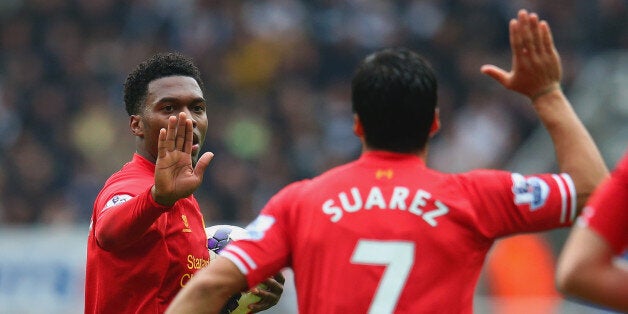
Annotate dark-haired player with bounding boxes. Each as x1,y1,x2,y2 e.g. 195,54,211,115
167,10,608,314
84,52,283,313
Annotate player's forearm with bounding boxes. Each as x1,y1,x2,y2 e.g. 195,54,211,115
167,269,239,314
563,268,628,312
533,89,608,210
95,187,170,251
557,249,628,311
166,277,222,314
557,227,628,312
167,257,249,314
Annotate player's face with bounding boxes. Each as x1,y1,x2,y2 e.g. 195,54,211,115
135,75,208,163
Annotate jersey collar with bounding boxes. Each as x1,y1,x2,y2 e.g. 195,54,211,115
359,150,426,166
132,153,156,173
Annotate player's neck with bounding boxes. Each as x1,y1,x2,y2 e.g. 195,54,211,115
361,146,428,160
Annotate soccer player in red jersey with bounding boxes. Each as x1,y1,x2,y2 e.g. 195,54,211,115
556,150,628,312
84,53,283,314
167,10,608,314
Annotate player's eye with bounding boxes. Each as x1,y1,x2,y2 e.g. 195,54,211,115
193,104,206,113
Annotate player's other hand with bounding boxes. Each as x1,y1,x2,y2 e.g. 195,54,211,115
248,272,285,313
153,112,214,207
481,9,562,101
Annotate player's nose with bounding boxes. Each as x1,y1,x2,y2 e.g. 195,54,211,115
181,108,198,128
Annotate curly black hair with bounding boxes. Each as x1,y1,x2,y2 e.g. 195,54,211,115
123,52,204,116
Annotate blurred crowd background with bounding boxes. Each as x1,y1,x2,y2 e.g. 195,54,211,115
0,0,626,312
1,0,625,227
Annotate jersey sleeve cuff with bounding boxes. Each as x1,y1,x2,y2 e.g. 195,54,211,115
145,186,172,211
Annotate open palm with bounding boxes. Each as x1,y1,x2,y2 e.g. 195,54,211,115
481,10,562,99
153,112,213,207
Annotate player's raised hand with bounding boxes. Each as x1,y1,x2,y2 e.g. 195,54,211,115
152,112,214,207
481,9,562,101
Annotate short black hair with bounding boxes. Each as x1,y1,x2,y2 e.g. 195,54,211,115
124,52,204,116
351,47,437,153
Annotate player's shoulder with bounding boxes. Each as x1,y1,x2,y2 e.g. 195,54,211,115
445,168,513,187
98,161,152,199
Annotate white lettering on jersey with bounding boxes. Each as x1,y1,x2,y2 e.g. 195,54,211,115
409,189,431,216
389,187,410,210
102,194,133,213
364,187,386,209
322,186,449,226
339,188,362,212
511,173,549,211
245,215,276,240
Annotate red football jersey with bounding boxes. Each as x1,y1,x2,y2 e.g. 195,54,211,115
221,151,576,313
85,154,209,314
578,151,628,255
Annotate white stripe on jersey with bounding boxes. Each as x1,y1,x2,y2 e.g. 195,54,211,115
552,174,568,224
221,245,258,274
221,251,250,275
561,173,577,222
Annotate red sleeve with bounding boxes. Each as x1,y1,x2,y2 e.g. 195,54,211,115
220,182,301,289
580,153,628,255
94,186,171,251
458,170,576,239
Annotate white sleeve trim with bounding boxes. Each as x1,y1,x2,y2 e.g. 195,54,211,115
220,245,258,274
551,174,568,224
560,173,577,222
221,251,249,275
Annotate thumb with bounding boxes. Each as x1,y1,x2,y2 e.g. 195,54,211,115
193,152,214,179
480,64,510,86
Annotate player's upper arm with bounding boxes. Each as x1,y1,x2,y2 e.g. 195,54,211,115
222,181,305,288
459,170,576,239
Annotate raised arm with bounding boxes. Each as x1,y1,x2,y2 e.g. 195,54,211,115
481,9,608,211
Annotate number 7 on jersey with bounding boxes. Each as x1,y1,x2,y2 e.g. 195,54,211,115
350,240,415,314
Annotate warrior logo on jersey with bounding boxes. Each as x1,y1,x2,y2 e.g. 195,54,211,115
245,215,275,240
376,169,394,179
511,173,549,211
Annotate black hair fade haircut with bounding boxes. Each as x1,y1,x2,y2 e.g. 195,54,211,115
124,52,204,116
351,47,438,153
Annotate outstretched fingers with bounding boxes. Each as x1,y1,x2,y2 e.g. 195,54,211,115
175,112,188,152
185,119,194,153
193,152,214,179
481,9,562,99
158,115,179,158
540,21,556,55
517,10,536,64
510,15,524,59
529,13,544,55
480,18,517,88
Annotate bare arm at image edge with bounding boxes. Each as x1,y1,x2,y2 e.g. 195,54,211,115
556,155,628,312
557,226,628,312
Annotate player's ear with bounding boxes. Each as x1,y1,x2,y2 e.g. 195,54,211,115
130,115,144,137
353,114,364,137
429,109,440,137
